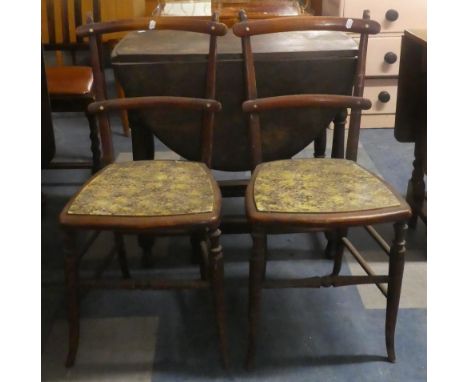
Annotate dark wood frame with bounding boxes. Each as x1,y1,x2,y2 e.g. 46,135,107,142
60,14,229,369
233,10,412,369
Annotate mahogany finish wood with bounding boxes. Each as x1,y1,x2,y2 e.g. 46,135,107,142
232,15,381,37
76,17,228,38
89,96,222,114
60,14,229,369
234,11,410,369
242,94,372,113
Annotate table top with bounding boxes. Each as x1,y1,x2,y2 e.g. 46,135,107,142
405,29,427,47
113,29,357,60
112,30,358,171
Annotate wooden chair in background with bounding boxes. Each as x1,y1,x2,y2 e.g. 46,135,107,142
233,11,412,368
43,0,103,171
42,0,130,165
60,15,229,368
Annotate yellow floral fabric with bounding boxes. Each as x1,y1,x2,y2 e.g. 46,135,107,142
68,161,214,216
254,159,401,213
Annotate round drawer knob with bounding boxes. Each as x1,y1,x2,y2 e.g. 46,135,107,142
385,9,399,22
378,91,391,103
384,52,398,64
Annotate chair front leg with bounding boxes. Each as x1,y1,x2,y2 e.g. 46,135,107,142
385,221,407,362
63,230,80,368
331,228,348,276
246,231,266,370
209,228,228,368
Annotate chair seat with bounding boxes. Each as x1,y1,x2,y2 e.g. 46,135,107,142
46,66,94,96
246,159,411,227
60,161,221,231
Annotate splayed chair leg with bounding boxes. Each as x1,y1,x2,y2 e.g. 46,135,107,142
64,230,80,368
385,222,407,362
209,229,229,368
246,231,266,370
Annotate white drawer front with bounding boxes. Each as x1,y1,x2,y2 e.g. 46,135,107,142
353,35,401,77
343,0,426,33
363,79,398,114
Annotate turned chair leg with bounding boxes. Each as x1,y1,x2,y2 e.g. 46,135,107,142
246,231,266,370
86,111,101,174
63,230,80,368
331,228,348,276
114,232,130,279
385,221,407,362
209,229,228,368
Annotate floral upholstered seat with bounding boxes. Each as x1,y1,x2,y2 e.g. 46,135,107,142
67,161,215,217
253,159,402,214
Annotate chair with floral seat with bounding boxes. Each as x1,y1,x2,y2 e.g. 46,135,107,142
233,10,411,369
60,14,229,368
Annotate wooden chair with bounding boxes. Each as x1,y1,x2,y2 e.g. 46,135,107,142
43,0,104,171
43,0,130,167
233,11,412,369
60,15,229,368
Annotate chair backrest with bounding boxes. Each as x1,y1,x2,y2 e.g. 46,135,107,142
80,14,228,167
42,0,101,52
232,11,380,170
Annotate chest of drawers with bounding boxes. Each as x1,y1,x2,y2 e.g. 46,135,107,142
322,0,426,127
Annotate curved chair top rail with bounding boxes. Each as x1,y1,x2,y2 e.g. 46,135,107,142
242,95,372,113
232,15,380,37
88,96,222,115
76,17,228,38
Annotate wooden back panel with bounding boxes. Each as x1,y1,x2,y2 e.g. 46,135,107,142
86,13,228,167
42,0,101,50
233,10,379,169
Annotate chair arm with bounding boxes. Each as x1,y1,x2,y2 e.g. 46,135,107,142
242,94,371,113
88,96,222,114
